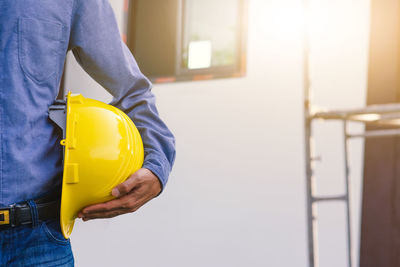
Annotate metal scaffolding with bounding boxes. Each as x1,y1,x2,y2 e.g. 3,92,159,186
304,103,400,267
302,1,400,267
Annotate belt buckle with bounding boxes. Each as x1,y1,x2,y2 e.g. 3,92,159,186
0,209,10,226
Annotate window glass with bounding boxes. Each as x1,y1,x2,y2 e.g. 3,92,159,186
182,0,240,70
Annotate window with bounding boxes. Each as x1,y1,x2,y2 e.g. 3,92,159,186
127,0,248,83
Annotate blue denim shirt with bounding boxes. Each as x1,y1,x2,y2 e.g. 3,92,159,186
0,0,175,205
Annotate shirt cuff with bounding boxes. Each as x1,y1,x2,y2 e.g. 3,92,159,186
142,153,172,192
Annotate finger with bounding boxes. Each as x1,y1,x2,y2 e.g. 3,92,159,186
82,209,129,221
81,193,136,215
112,171,142,197
84,195,150,220
83,199,146,220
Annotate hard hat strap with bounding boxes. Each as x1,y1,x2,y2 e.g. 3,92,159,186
49,100,67,138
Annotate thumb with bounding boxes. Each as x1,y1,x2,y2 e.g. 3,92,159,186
112,171,140,197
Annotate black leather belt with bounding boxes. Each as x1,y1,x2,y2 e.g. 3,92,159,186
0,196,60,229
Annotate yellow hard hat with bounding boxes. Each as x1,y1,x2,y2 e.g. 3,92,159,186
49,92,144,239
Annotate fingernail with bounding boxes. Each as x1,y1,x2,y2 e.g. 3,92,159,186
112,188,120,197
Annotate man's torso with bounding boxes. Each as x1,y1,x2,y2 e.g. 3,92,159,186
0,0,74,205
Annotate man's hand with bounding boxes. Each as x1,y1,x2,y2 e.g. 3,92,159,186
78,168,162,221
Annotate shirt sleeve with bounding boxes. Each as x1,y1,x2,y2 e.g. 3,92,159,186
68,0,176,190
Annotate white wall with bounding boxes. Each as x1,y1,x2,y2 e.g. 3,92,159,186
64,0,370,266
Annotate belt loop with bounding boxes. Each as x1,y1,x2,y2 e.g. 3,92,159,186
27,200,39,228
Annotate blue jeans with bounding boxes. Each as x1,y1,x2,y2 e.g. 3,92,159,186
0,217,74,266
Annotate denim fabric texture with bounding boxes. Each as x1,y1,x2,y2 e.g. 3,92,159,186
0,219,74,266
0,0,176,206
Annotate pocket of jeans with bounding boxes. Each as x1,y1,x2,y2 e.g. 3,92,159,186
18,18,63,83
42,219,70,245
